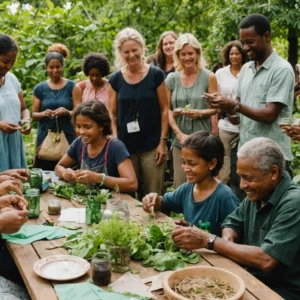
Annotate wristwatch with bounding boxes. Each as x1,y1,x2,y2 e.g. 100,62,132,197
233,101,241,113
207,234,217,250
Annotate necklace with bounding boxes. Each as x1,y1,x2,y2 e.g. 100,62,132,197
51,89,61,98
179,71,199,106
49,78,65,98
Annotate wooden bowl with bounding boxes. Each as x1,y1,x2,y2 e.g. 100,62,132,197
163,266,245,300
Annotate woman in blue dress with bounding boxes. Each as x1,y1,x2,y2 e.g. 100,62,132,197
0,34,31,172
32,43,81,170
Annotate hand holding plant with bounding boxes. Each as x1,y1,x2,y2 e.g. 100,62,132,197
63,168,77,182
142,192,161,213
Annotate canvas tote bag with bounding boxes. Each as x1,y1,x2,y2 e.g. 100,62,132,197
37,117,69,161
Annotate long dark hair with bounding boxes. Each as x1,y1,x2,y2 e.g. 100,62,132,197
221,40,248,66
155,31,177,71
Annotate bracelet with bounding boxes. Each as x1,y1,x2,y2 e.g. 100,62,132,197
160,137,168,141
100,173,106,186
69,111,73,117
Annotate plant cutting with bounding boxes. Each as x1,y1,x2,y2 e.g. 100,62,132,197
63,219,200,272
50,182,111,204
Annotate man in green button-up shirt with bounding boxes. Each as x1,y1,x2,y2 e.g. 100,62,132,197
171,137,300,300
204,13,295,173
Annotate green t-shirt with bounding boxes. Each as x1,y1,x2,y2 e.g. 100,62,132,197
166,69,211,149
222,172,300,300
236,51,294,161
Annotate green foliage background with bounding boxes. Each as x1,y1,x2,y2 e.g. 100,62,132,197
1,0,299,109
0,0,299,176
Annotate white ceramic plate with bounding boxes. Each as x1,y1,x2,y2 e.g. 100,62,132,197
33,255,90,281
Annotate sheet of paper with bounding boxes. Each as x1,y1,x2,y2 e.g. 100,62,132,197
109,272,156,299
141,271,172,292
58,208,86,224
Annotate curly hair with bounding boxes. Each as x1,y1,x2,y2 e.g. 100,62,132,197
155,31,177,71
82,53,110,77
73,100,112,136
45,43,69,66
221,40,248,66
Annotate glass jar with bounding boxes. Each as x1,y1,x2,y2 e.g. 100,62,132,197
102,199,129,220
25,188,40,219
48,199,61,215
110,246,131,273
86,198,101,225
29,168,43,191
91,251,112,286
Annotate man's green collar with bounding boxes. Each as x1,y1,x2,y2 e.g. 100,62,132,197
266,171,292,206
248,50,277,71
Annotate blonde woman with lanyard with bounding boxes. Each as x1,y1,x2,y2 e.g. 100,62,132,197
166,33,218,189
108,27,169,198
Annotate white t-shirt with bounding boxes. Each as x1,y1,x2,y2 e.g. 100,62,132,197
215,65,240,133
215,65,238,100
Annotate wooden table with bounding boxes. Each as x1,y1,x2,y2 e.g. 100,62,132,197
6,191,283,300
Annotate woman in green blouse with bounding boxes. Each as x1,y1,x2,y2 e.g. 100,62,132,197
166,33,218,189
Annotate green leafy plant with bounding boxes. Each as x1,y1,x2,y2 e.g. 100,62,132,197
50,182,112,204
63,215,141,259
63,219,200,271
114,184,121,199
138,224,200,271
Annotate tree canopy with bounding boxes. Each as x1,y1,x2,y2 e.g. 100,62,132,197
0,0,299,107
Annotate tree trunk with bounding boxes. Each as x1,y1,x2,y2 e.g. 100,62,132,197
288,28,298,67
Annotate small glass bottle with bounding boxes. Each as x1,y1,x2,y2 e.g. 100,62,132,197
86,198,101,225
29,168,43,191
198,221,211,233
102,199,129,220
91,251,112,286
25,188,40,219
48,199,61,215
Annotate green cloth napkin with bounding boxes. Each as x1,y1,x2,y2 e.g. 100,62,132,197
2,225,74,245
55,282,144,300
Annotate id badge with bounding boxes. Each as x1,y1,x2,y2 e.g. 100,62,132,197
127,120,140,133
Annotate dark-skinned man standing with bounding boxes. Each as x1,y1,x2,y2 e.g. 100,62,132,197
204,14,295,174
172,137,300,300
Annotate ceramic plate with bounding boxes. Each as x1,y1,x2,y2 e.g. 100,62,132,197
33,255,90,281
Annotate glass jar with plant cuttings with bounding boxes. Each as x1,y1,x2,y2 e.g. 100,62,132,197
110,245,131,273
86,198,101,225
25,188,40,218
91,251,111,286
102,199,129,221
29,168,43,191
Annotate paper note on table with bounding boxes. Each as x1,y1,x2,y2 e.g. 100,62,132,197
141,271,172,292
58,208,86,224
109,272,156,299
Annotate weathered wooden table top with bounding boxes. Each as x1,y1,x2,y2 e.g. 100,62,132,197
7,191,283,300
